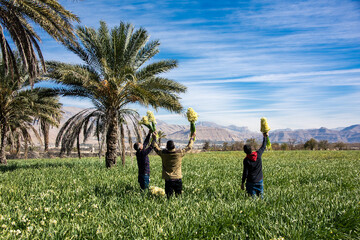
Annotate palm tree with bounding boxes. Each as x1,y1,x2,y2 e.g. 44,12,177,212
157,130,167,147
0,57,62,164
34,97,63,152
54,107,140,162
0,89,62,163
7,113,43,159
46,21,187,168
0,0,79,85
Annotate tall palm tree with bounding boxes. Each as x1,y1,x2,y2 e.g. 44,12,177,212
0,0,79,85
46,21,187,168
0,57,62,164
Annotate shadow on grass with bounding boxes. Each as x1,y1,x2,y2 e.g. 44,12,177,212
94,183,138,199
0,162,77,173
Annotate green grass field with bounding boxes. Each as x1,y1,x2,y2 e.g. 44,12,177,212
0,151,359,239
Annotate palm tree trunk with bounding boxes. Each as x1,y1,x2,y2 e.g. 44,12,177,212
120,124,126,166
77,135,81,159
24,140,28,160
41,120,50,152
0,123,7,165
15,135,21,158
59,145,65,158
105,112,118,168
127,126,133,164
99,135,104,159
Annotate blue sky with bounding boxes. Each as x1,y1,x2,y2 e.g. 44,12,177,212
38,0,360,131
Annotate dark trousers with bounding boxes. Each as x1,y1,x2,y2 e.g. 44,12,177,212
246,179,264,198
165,179,182,198
138,174,150,190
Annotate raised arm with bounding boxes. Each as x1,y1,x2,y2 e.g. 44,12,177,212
180,133,196,156
143,131,151,148
151,133,162,156
257,133,268,156
143,135,157,155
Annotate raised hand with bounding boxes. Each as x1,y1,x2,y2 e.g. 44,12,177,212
152,132,157,139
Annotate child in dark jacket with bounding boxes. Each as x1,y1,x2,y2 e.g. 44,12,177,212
241,132,268,198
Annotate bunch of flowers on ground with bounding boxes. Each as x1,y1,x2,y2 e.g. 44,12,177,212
149,186,165,197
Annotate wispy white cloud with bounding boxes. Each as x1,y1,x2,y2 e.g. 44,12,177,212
186,69,360,85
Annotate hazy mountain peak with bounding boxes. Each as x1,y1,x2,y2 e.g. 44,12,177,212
341,124,360,132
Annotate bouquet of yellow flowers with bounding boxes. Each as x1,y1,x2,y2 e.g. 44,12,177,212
139,116,151,130
149,186,165,197
139,111,157,132
186,107,198,140
146,110,157,132
260,117,271,150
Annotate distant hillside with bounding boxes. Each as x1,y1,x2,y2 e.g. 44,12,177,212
160,122,360,143
34,107,360,146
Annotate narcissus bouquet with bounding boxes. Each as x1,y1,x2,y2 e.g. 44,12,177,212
260,117,272,150
139,116,151,130
186,107,198,140
139,111,157,132
146,110,157,132
149,186,165,197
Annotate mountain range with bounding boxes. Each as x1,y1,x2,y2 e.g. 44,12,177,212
39,107,360,146
157,120,360,143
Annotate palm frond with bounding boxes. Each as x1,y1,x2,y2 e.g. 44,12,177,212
136,60,178,81
0,0,79,85
134,40,160,70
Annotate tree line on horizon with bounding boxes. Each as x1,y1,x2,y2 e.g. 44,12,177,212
0,1,186,167
202,138,353,151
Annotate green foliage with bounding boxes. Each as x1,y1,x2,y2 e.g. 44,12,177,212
203,141,210,150
280,143,289,150
0,58,62,163
0,151,359,239
222,142,229,151
318,140,329,150
304,138,318,150
0,0,79,85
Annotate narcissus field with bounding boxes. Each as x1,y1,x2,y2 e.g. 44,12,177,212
0,151,359,239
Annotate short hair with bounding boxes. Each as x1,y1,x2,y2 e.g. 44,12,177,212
243,144,252,155
134,143,140,151
166,140,175,150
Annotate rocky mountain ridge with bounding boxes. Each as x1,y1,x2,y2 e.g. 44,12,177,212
39,107,360,145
